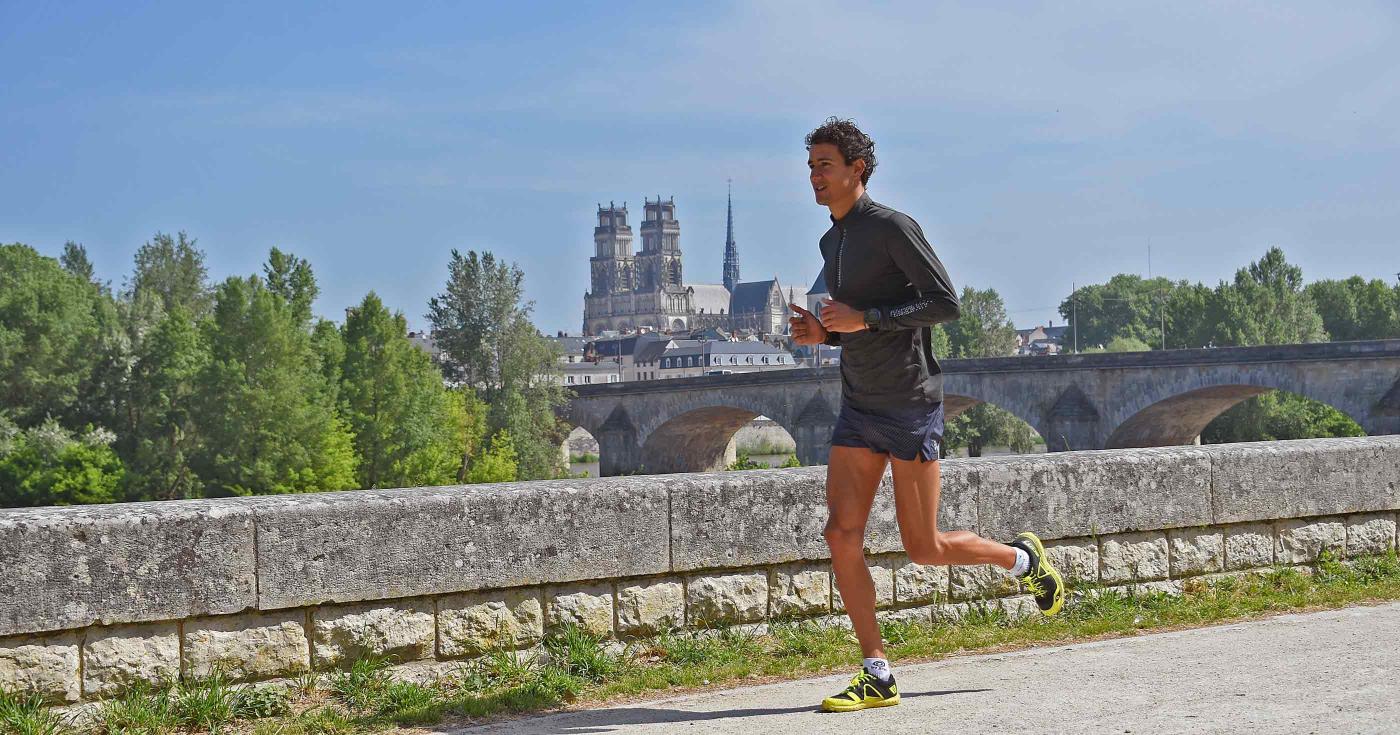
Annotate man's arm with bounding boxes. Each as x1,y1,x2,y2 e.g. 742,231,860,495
876,215,960,330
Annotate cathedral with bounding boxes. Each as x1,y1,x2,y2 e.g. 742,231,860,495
581,188,787,336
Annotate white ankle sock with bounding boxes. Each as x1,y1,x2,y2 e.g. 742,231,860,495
1010,546,1031,576
863,657,893,682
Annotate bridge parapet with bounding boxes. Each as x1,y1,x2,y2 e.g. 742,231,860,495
3,437,1398,702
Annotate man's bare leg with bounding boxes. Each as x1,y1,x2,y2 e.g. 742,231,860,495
823,445,889,660
889,456,1017,568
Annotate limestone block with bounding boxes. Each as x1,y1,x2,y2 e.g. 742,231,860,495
769,563,832,618
312,599,434,668
546,583,614,638
686,573,768,626
1118,580,1184,598
1224,523,1274,571
254,478,668,609
1044,537,1099,584
973,445,1213,541
892,559,949,605
0,631,80,703
932,601,999,624
0,500,257,637
949,564,1018,601
83,622,181,697
438,589,543,658
1345,513,1397,556
1210,438,1400,524
1100,532,1169,583
616,578,684,636
1168,528,1224,578
833,561,896,611
1275,518,1346,564
876,606,933,626
182,610,310,681
999,595,1040,622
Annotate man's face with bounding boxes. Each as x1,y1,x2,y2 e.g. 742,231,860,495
808,142,864,206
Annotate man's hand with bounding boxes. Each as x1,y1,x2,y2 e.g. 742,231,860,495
819,298,868,333
789,303,827,345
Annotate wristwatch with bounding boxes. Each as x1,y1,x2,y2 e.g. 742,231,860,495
863,307,882,331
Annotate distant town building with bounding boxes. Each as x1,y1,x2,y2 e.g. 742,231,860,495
656,340,797,379
1016,321,1071,356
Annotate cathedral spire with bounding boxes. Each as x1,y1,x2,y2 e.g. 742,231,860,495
723,179,740,292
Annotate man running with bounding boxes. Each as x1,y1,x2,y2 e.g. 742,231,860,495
789,117,1065,713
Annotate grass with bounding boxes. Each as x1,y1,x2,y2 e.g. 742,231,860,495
10,551,1399,735
568,452,599,464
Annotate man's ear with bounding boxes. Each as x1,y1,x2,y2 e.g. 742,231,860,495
853,158,867,181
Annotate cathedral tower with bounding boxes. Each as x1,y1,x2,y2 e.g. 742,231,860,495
637,196,682,290
590,202,634,295
722,181,740,292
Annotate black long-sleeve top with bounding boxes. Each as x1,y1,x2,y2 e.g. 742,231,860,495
818,193,960,408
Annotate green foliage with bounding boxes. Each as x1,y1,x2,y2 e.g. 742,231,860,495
1202,391,1365,444
943,402,1039,458
778,454,801,468
427,250,566,480
466,429,518,483
118,307,208,501
232,686,291,720
1212,247,1326,346
726,451,765,471
0,419,125,507
192,274,357,496
125,232,212,318
1307,276,1400,341
543,624,622,683
339,293,468,488
944,286,1017,358
0,244,105,427
0,687,74,735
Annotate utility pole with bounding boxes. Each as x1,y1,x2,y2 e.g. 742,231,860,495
1072,281,1078,354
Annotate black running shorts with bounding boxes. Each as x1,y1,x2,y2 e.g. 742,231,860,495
830,400,945,462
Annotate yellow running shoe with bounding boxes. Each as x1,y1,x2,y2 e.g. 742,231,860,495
821,670,900,712
1011,531,1066,616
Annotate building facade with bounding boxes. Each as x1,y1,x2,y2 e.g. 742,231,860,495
582,192,788,337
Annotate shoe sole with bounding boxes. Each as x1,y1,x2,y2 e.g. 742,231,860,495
822,694,901,712
1017,531,1065,616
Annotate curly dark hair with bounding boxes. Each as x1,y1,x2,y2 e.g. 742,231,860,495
805,116,877,185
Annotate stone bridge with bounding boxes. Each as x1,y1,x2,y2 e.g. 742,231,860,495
565,340,1400,475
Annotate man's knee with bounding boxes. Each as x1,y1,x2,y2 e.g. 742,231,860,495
905,536,948,566
823,521,865,554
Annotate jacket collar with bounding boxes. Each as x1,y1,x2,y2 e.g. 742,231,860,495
830,191,874,224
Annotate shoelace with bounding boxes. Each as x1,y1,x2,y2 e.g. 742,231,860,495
1022,576,1047,598
841,672,877,698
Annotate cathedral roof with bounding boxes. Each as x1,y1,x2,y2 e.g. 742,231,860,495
687,283,732,314
809,269,828,295
730,279,782,314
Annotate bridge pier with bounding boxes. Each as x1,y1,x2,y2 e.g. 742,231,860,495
596,406,643,476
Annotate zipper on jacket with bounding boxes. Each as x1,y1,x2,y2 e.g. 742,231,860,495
834,227,846,293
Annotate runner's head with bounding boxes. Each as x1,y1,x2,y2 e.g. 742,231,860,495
806,117,877,207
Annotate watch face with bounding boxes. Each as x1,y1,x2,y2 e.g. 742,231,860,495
865,308,881,327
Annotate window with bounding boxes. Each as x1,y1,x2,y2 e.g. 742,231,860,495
746,356,753,364
730,356,737,364
567,376,575,384
762,357,769,364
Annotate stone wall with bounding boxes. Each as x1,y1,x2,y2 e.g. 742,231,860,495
3,437,1398,703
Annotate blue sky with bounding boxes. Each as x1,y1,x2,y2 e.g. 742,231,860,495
4,1,1398,335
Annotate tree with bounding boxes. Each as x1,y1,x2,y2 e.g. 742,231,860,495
340,292,469,488
119,306,208,501
466,429,518,483
0,244,104,427
60,241,100,289
264,247,319,326
1307,277,1400,342
939,287,1040,457
1211,247,1325,346
1202,391,1364,445
945,286,1017,359
192,275,357,496
126,231,212,317
427,250,566,479
0,417,125,507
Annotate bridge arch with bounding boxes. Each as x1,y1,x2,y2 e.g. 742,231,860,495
1105,380,1368,449
942,392,1047,456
